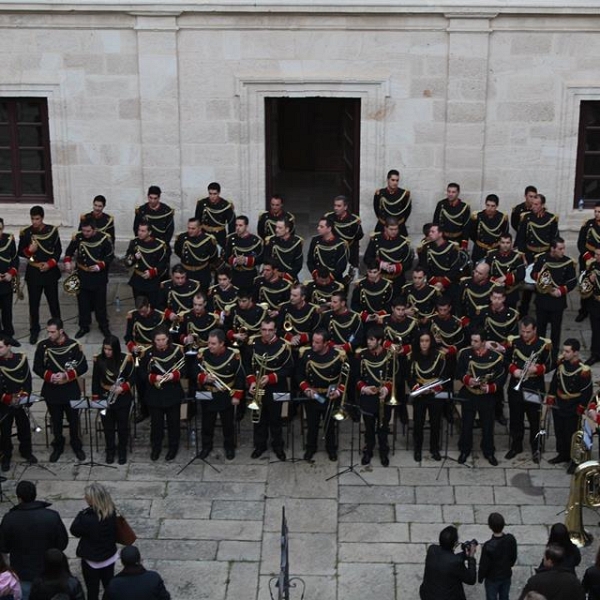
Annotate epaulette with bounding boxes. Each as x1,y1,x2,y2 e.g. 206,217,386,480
519,211,529,222
264,236,273,245
230,347,241,357
369,231,379,239
19,227,27,236
80,213,87,221
471,211,479,220
541,337,552,350
459,276,470,283
296,235,304,242
334,347,347,361
134,206,140,214
248,333,261,344
582,364,592,377
375,188,381,195
298,346,311,358
506,335,517,347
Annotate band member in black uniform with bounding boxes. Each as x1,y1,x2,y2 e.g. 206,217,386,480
364,217,413,295
174,217,218,291
124,296,165,422
33,318,87,462
356,326,394,467
320,292,364,355
402,266,439,326
254,260,292,317
305,267,345,312
92,336,134,465
0,219,20,346
485,232,527,309
140,325,186,461
407,329,447,462
546,338,592,472
277,284,320,348
125,219,169,309
433,183,471,250
510,185,537,234
133,185,175,248
325,195,364,269
225,290,268,357
584,247,600,365
307,216,348,282
456,329,506,466
194,182,236,250
351,260,393,323
373,169,411,237
530,236,576,357
505,316,552,462
209,266,239,314
18,206,62,345
224,215,263,291
430,295,467,361
246,317,293,460
468,194,509,263
159,264,201,337
79,195,115,244
297,328,345,461
196,329,245,460
263,218,303,281
258,195,296,240
575,201,600,322
458,262,494,322
0,335,37,470
516,193,559,315
64,218,114,339
180,292,221,352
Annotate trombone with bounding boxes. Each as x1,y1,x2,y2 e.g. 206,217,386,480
248,353,268,424
323,362,351,433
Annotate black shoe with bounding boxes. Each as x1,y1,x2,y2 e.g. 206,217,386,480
549,454,569,465
328,451,338,462
431,451,441,462
118,454,127,465
75,449,86,461
575,311,588,323
586,355,600,366
151,449,160,461
225,448,235,460
303,450,315,461
275,450,286,462
496,415,507,426
22,453,38,464
29,331,39,345
504,448,520,460
567,461,577,475
414,451,422,462
458,452,468,464
106,452,115,465
486,455,498,466
7,337,20,348
165,449,177,461
251,448,265,459
361,451,372,466
1,459,10,472
199,448,211,459
75,328,90,339
380,453,390,467
49,448,62,462
532,451,541,464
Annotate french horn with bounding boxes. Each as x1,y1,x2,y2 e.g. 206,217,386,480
63,272,81,295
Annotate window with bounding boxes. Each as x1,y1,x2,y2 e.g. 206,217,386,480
574,100,600,208
0,98,53,203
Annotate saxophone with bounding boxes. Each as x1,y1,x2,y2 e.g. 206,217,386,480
247,353,268,424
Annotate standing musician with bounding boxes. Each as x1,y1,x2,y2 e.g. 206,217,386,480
33,318,87,463
458,262,494,322
277,284,320,348
505,316,552,463
325,195,364,270
92,336,135,465
254,260,292,317
79,195,115,244
402,266,439,325
373,169,411,237
305,267,345,312
194,181,236,250
64,218,114,339
195,329,245,461
225,290,268,360
18,205,62,345
530,236,576,358
407,329,447,462
174,217,218,291
356,326,394,467
575,201,600,322
510,185,538,234
246,317,293,461
433,183,471,250
263,218,304,281
0,335,38,471
224,216,263,291
320,292,364,354
456,329,506,466
307,216,349,282
429,295,467,360
546,339,592,472
125,219,169,309
209,266,239,314
351,260,393,323
468,194,509,263
124,296,165,423
158,264,201,337
297,329,346,461
257,194,295,240
364,217,413,295
0,218,20,346
139,325,186,462
180,292,221,352
485,232,527,309
583,247,600,366
133,185,175,249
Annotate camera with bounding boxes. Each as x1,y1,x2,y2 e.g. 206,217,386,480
460,539,478,553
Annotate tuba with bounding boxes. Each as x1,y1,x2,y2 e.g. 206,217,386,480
571,393,598,466
564,460,600,547
63,272,81,295
535,264,554,294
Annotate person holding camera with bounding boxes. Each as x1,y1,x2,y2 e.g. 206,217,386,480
419,525,477,600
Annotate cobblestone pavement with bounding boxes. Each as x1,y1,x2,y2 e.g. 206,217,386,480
1,276,598,600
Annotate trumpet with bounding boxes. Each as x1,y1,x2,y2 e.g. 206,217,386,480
513,347,543,392
197,361,233,394
169,313,184,335
152,356,186,389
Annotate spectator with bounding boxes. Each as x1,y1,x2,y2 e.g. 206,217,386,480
105,546,170,600
478,512,518,600
539,524,581,575
0,481,68,600
0,553,21,600
582,544,600,600
69,483,118,600
29,549,84,600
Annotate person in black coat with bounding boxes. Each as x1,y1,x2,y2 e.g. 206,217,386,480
419,525,477,600
69,483,118,600
105,546,170,600
539,523,582,575
0,481,68,600
29,549,85,600
583,544,600,600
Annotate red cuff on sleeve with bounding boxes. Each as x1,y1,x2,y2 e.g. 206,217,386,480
23,247,32,258
98,261,105,271
357,381,365,392
488,383,497,394
267,373,277,385
246,374,256,385
172,370,181,382
121,382,131,394
508,364,518,376
64,256,72,264
505,273,515,286
148,268,157,278
149,374,158,384
247,256,255,268
461,240,468,250
66,369,77,381
43,370,53,383
1,393,11,405
394,263,403,274
164,308,174,320
233,390,244,401
299,333,309,345
360,311,369,322
299,381,309,392
534,364,545,376
8,267,17,277
126,341,136,352
559,285,567,296
197,373,207,385
227,256,235,266
47,259,57,269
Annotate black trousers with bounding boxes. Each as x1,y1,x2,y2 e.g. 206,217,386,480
304,401,337,454
27,280,60,332
101,403,131,456
135,369,149,417
149,404,180,453
412,396,443,453
507,387,541,452
459,396,495,457
590,299,600,356
81,559,114,600
48,403,83,451
253,395,284,452
553,412,579,459
0,291,14,336
0,407,32,459
362,404,391,454
77,285,109,330
201,405,235,451
535,305,563,358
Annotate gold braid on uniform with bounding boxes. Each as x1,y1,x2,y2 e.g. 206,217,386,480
557,363,589,400
141,207,174,236
360,351,389,381
259,282,292,307
285,305,319,328
233,308,267,333
328,313,361,341
28,226,58,256
476,215,506,239
44,343,83,371
136,242,166,270
133,319,160,344
360,285,391,313
149,346,181,369
384,319,417,342
197,347,239,389
380,191,410,221
77,236,109,262
441,204,470,228
427,242,457,271
201,203,233,227
411,352,445,385
252,344,291,370
461,279,491,314
0,354,29,386
182,237,215,265
268,237,303,272
484,311,519,340
527,219,556,246
185,312,220,346
167,285,199,313
306,352,345,386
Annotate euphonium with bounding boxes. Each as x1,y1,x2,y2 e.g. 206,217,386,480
564,459,600,547
248,353,268,423
535,264,554,294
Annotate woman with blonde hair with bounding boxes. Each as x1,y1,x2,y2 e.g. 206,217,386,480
70,482,118,600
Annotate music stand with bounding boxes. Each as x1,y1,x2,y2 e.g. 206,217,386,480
178,392,220,475
70,398,116,471
271,393,303,464
436,392,472,480
326,403,371,486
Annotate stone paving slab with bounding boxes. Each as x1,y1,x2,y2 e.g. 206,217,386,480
264,498,337,532
160,519,263,541
339,503,396,522
338,563,396,598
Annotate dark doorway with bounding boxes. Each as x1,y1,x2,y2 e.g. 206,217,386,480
265,97,361,240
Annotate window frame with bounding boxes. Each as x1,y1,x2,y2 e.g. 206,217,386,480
574,100,600,209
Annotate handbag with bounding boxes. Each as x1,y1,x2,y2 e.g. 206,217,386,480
115,513,137,546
